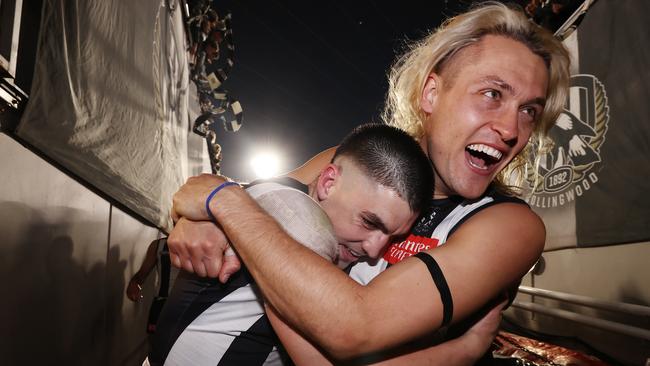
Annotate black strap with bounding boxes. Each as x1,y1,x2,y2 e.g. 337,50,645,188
245,176,309,194
413,252,453,327
158,239,171,297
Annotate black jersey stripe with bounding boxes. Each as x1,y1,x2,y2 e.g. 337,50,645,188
217,315,283,366
149,269,254,365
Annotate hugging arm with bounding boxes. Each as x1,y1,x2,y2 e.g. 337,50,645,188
167,210,506,365
266,298,506,365
172,175,544,358
167,147,337,277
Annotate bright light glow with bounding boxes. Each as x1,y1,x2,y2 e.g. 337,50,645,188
250,151,282,179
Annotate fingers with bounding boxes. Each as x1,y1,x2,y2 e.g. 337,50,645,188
219,246,241,283
168,217,231,277
182,258,197,275
168,237,192,272
205,255,224,278
126,282,143,302
170,206,180,224
190,251,208,277
168,221,195,273
169,250,182,269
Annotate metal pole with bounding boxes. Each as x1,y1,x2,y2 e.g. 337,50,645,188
511,300,650,341
518,285,650,317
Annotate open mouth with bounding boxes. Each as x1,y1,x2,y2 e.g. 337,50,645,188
348,248,363,257
344,245,363,258
339,244,363,262
466,144,503,170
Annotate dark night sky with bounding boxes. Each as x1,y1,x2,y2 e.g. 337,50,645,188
207,0,473,182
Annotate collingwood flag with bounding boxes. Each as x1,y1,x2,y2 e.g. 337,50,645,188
526,1,650,248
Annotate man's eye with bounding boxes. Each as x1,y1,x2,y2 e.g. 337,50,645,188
483,90,500,99
521,107,538,121
362,218,375,229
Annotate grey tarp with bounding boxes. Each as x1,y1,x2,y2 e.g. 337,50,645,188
16,1,204,230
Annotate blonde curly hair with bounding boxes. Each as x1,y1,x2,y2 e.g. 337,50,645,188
382,1,570,195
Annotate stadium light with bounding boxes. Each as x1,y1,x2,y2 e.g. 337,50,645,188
250,150,282,179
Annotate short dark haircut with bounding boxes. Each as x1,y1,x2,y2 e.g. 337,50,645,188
332,123,434,214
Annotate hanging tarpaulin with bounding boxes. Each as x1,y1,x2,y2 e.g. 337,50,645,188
525,0,650,249
16,0,196,231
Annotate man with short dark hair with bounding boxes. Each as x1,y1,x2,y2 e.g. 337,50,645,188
148,124,433,365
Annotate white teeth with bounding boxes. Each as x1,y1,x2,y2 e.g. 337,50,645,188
348,248,362,257
467,144,503,160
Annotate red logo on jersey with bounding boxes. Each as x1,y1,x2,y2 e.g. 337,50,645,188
383,234,439,264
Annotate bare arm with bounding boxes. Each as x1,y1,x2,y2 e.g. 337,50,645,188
126,239,161,301
284,146,336,184
267,298,507,365
168,146,336,276
172,175,544,358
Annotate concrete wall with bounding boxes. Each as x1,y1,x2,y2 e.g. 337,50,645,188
0,133,160,365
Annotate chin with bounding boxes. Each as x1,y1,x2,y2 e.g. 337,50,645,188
336,260,353,270
456,183,490,200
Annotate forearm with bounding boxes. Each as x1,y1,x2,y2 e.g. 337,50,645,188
367,298,503,366
212,186,375,356
284,146,336,184
271,307,486,366
132,240,160,283
367,337,485,366
174,177,538,358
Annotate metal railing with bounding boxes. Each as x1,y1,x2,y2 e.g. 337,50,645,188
512,286,650,341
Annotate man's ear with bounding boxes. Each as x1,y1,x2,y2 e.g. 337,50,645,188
421,73,440,114
316,164,339,201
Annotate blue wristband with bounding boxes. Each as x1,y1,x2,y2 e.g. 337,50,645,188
205,181,239,222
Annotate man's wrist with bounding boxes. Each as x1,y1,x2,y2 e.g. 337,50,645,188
206,181,241,221
460,327,495,362
207,182,243,221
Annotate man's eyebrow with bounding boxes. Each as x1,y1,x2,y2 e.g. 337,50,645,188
524,97,547,108
362,211,389,233
480,75,515,95
481,75,546,107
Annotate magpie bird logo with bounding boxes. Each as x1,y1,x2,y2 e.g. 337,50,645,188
526,74,609,207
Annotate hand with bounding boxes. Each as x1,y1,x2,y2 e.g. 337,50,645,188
126,279,143,302
461,297,508,360
167,217,241,281
171,174,229,222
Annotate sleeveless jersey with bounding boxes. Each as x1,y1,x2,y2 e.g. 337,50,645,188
349,189,526,285
149,178,337,366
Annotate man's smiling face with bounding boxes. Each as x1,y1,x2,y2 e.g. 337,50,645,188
316,158,417,269
419,35,549,199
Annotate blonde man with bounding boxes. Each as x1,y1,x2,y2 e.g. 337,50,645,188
170,2,570,365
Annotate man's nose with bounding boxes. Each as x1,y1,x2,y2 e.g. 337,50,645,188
362,232,390,259
492,109,519,146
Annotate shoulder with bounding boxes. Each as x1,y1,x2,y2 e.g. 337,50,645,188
451,201,545,259
436,190,529,240
247,182,323,221
247,182,338,262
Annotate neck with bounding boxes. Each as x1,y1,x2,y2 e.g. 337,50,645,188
307,179,319,201
418,136,449,200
